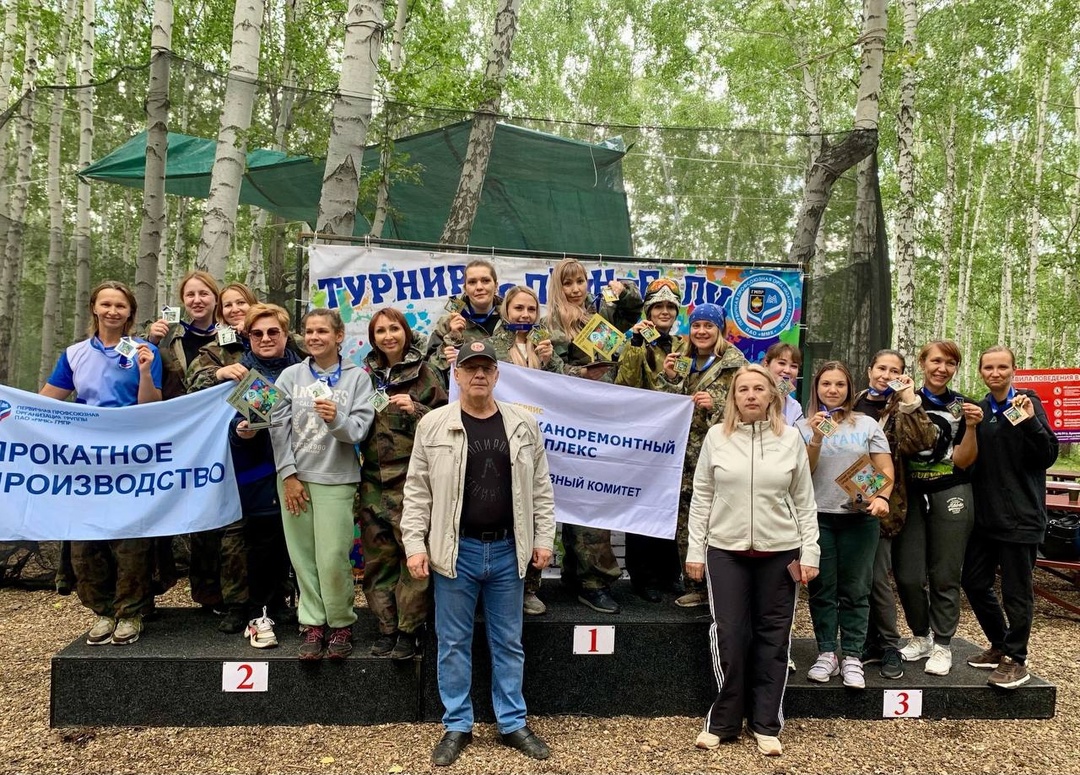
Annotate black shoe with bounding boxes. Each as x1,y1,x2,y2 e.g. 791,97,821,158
578,587,620,614
880,647,904,679
371,632,397,657
390,632,418,661
218,607,247,634
632,585,662,603
500,726,551,760
432,731,473,766
861,644,883,665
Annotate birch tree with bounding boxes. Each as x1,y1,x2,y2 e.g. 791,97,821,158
195,0,264,282
893,0,917,357
440,0,522,245
369,0,409,237
316,0,385,237
134,0,174,322
931,109,957,340
1022,50,1052,367
73,0,96,339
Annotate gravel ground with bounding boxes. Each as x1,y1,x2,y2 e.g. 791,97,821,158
1,575,1079,775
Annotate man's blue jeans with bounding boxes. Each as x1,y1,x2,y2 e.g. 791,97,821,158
432,536,527,734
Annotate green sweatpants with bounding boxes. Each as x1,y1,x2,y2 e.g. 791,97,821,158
278,479,358,629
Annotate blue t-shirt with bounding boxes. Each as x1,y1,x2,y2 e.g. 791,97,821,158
47,337,164,408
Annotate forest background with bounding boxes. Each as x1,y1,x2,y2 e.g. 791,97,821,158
1,0,1078,399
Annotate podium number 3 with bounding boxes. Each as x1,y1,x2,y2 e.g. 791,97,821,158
222,661,269,692
882,689,922,718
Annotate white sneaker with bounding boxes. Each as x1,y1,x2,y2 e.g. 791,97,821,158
841,656,865,689
900,633,934,661
245,607,278,649
695,730,720,750
86,616,115,646
924,643,952,675
807,652,839,683
751,731,782,756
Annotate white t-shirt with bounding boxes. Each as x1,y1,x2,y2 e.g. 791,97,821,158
796,413,890,513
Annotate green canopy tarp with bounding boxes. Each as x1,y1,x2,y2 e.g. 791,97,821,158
81,121,633,255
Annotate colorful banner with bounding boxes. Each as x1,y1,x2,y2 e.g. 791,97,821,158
0,384,242,540
449,362,694,538
308,245,803,365
1014,369,1080,443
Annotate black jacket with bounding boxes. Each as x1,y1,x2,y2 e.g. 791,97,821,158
970,388,1058,543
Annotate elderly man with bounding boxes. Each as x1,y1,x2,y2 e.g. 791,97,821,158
402,340,556,766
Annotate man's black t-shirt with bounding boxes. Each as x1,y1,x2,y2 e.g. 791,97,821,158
459,409,514,534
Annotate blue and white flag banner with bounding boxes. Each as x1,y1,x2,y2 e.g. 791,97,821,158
451,362,694,538
0,383,242,541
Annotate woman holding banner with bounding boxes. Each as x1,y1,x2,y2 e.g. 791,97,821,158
425,259,503,386
357,307,447,659
686,364,818,757
658,302,746,608
541,258,642,615
271,309,375,660
41,281,163,646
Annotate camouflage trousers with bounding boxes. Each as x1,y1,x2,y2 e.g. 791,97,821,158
356,481,430,635
71,538,153,618
560,524,621,591
188,520,249,609
525,563,543,595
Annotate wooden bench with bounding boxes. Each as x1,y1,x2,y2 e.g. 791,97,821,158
1035,557,1080,616
1045,482,1080,503
1048,470,1080,482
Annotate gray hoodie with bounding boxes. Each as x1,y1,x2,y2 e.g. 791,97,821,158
270,357,375,485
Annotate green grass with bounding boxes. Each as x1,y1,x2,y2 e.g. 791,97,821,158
1052,443,1080,471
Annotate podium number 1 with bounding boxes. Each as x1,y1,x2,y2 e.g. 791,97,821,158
882,689,922,718
222,661,269,692
573,625,615,654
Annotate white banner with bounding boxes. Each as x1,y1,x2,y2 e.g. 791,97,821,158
0,383,242,540
451,362,693,538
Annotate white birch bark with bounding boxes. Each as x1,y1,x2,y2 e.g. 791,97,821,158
440,0,522,245
932,108,957,340
196,0,264,281
725,194,742,263
894,0,917,357
369,0,408,237
1072,87,1080,364
317,0,385,237
134,0,173,323
958,161,989,374
1023,51,1052,367
954,130,977,336
38,0,79,385
0,4,17,101
73,0,96,339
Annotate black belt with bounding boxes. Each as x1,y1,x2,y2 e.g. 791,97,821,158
462,528,511,542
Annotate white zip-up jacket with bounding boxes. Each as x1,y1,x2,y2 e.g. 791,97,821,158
400,400,556,578
686,420,819,567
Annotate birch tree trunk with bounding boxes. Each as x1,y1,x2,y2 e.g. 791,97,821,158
958,161,989,373
369,0,409,237
440,0,523,245
1022,50,1052,367
0,5,20,296
893,0,917,357
38,0,79,385
316,0,385,237
73,0,96,339
1072,86,1080,365
196,0,264,281
134,0,173,323
0,2,39,383
932,109,957,339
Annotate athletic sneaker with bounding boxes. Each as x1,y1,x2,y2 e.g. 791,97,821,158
967,646,1004,669
841,656,865,689
523,592,547,616
112,616,142,646
807,652,839,683
675,590,708,608
880,647,904,679
924,644,952,676
751,731,782,756
326,626,353,660
244,607,278,649
900,633,934,661
694,731,720,750
86,616,115,646
298,625,326,660
987,656,1030,689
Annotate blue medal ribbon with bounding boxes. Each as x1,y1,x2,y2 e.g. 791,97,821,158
309,358,342,387
181,321,217,337
503,322,534,332
866,386,894,399
986,386,1016,415
690,354,716,374
462,301,496,325
818,404,843,416
919,387,954,407
91,336,133,369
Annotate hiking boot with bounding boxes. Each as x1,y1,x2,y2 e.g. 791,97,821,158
326,626,353,660
578,587,620,614
244,607,278,649
841,656,865,689
900,633,934,661
987,656,1030,689
880,647,904,680
390,632,418,661
218,606,247,634
751,730,782,756
675,590,709,608
298,625,326,660
112,616,142,646
523,592,547,615
86,616,115,646
695,730,721,750
807,652,839,683
371,631,398,657
925,644,953,676
967,645,1004,669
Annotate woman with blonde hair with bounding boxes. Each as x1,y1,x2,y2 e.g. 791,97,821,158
687,364,818,757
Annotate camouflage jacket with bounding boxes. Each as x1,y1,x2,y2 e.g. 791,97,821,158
155,323,214,400
487,323,566,374
658,345,747,459
185,333,307,393
423,294,504,382
360,345,448,485
615,331,688,390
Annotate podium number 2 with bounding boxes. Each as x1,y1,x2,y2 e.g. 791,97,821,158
882,689,922,718
573,625,615,654
222,661,269,692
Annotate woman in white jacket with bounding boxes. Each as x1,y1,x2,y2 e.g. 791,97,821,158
685,364,819,757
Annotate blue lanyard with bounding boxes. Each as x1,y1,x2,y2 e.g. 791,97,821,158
503,322,533,332
91,336,133,368
866,386,894,399
309,358,342,387
818,404,843,417
690,355,715,374
181,321,217,337
463,302,495,325
919,387,954,407
986,387,1016,415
